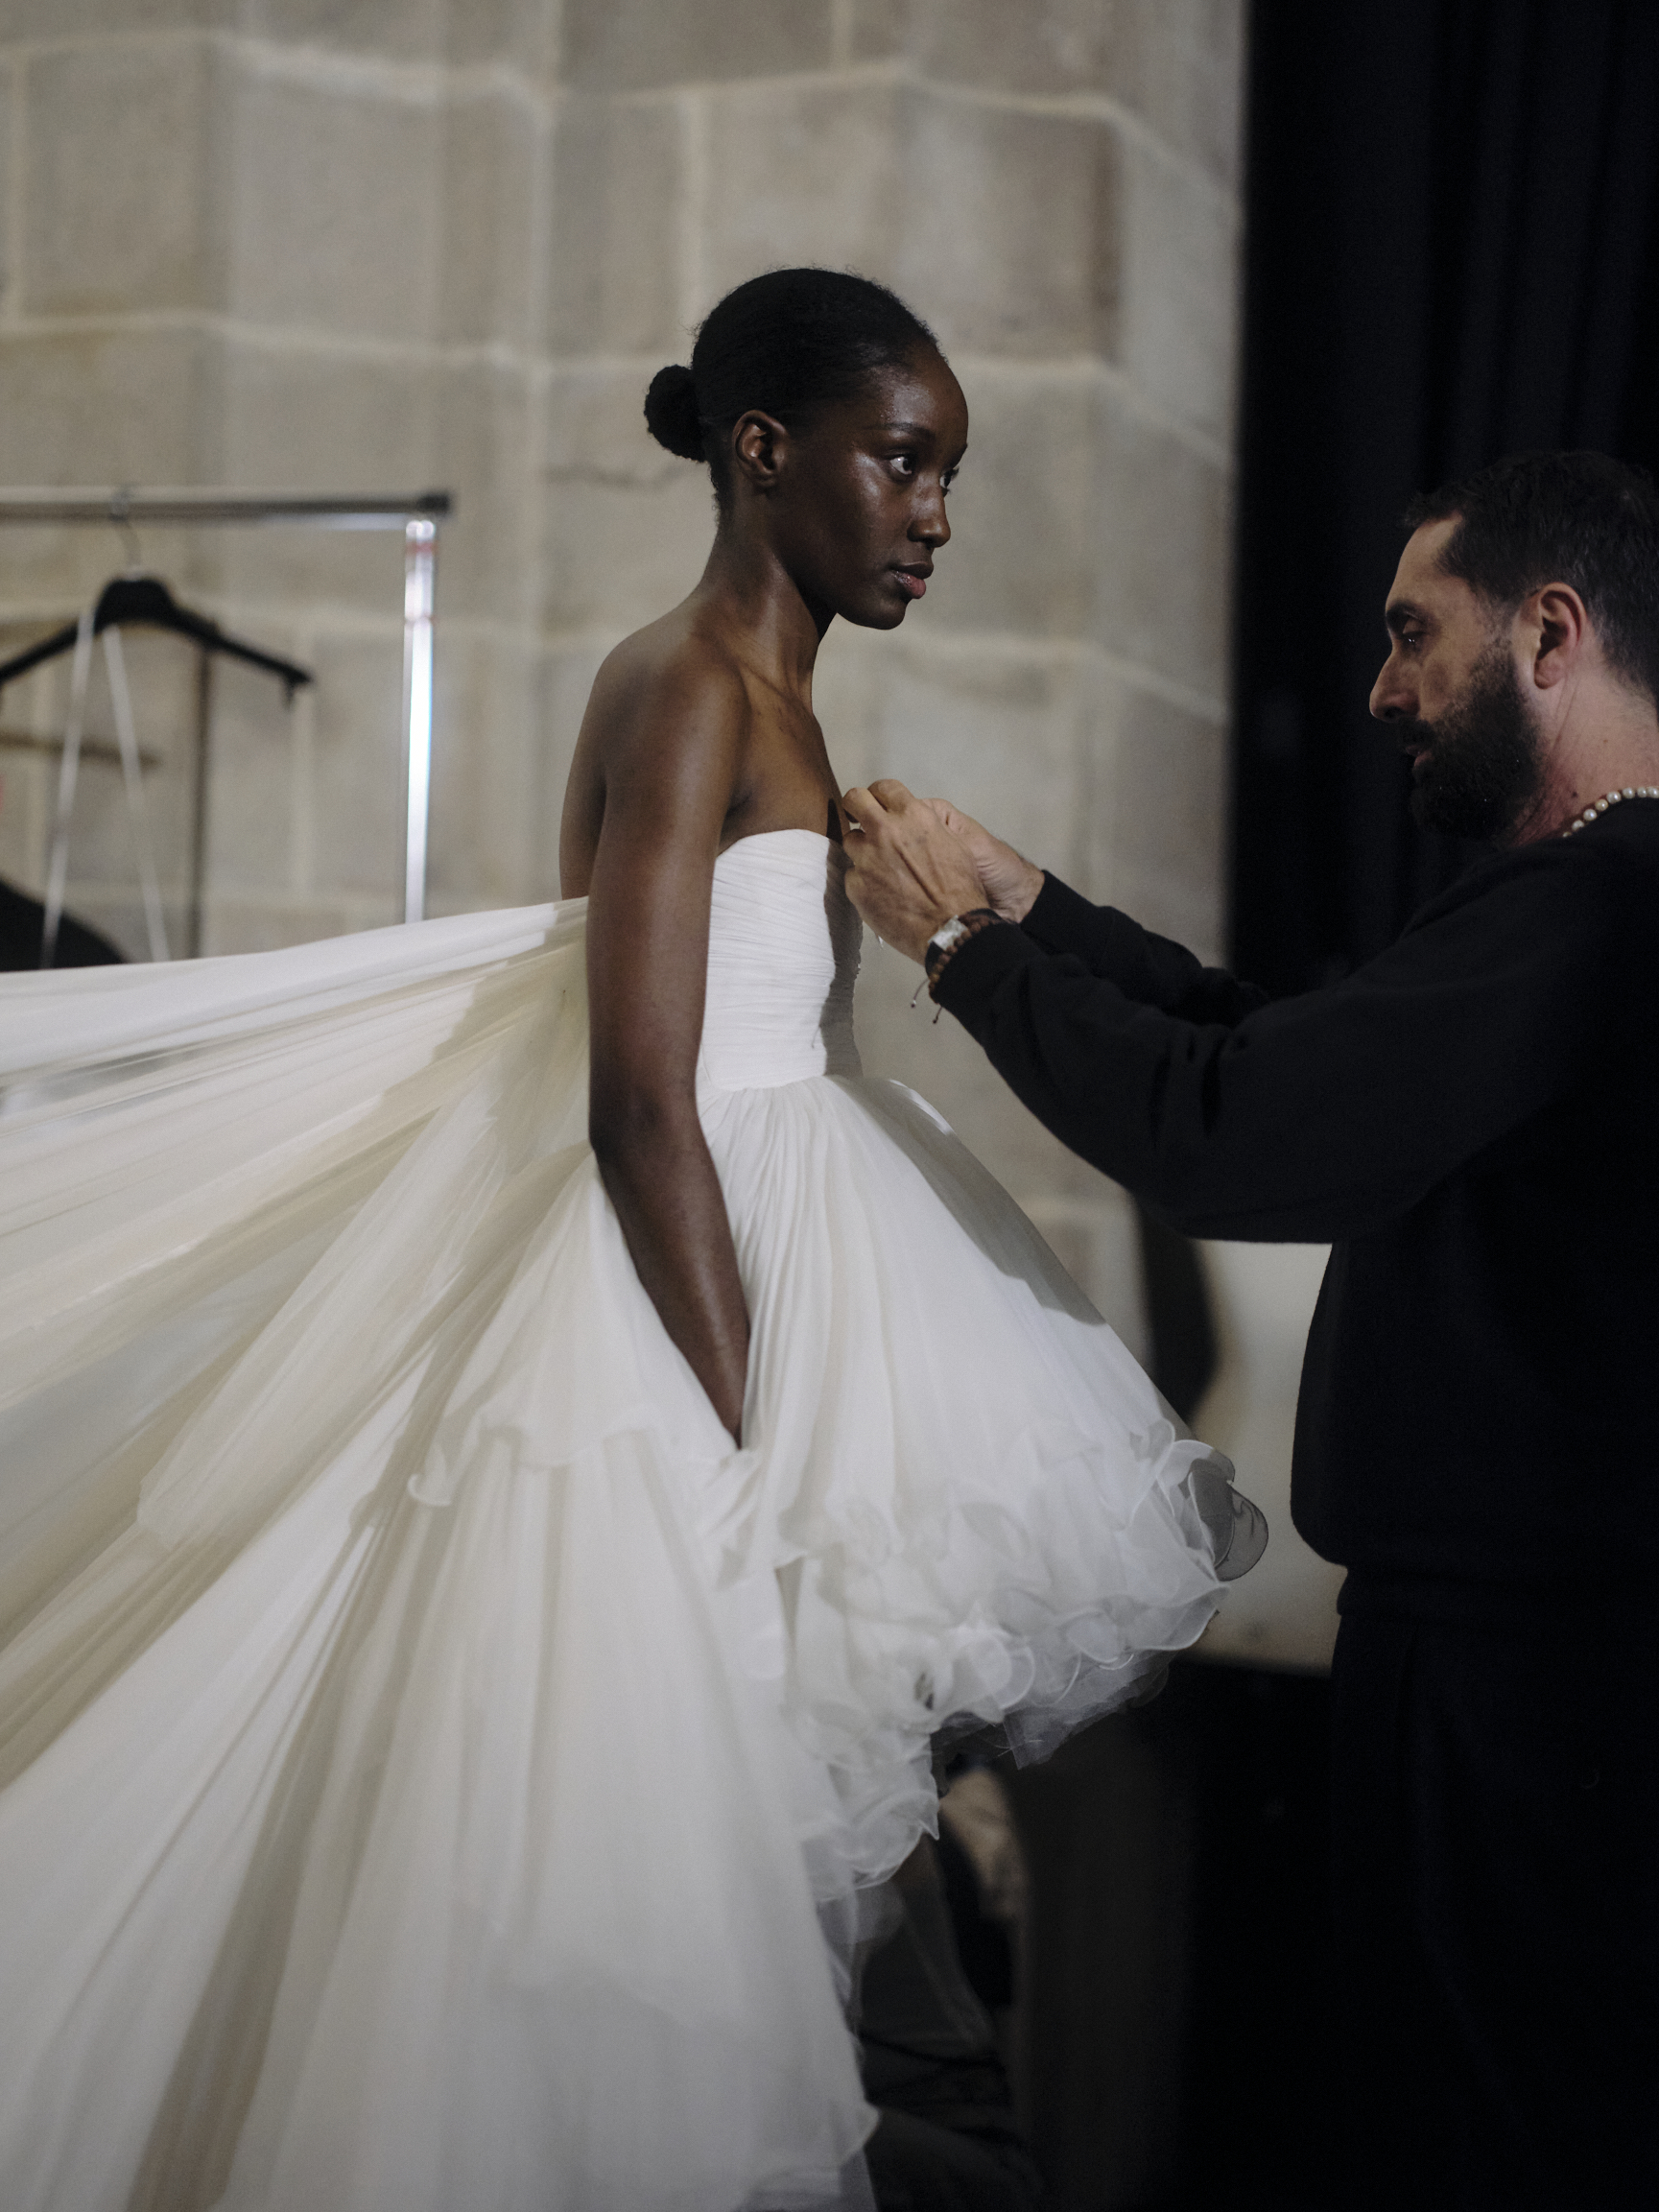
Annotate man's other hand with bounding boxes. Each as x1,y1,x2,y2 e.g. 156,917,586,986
840,780,988,963
913,797,1045,924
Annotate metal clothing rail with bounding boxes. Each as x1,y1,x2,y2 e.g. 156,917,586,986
0,488,453,926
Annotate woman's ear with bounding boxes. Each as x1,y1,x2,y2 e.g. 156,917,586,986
730,410,790,496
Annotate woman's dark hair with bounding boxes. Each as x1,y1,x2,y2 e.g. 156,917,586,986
644,268,940,505
1403,451,1659,709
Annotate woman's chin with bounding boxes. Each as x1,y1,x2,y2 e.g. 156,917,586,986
840,589,912,632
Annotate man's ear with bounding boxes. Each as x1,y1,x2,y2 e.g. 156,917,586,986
1529,581,1591,691
730,409,791,496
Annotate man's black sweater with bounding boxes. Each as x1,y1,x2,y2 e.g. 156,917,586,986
932,802,1659,1611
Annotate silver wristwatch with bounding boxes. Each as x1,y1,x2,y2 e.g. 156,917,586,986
926,914,976,962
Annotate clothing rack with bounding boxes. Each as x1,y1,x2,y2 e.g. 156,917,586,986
0,489,452,925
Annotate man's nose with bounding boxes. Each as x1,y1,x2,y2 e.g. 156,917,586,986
1369,654,1410,722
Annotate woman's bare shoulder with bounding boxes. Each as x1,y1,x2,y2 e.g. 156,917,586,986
560,609,752,891
585,610,750,767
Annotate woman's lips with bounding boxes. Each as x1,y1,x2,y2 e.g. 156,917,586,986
891,568,929,599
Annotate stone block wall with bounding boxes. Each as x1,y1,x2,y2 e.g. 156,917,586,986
0,0,1244,1332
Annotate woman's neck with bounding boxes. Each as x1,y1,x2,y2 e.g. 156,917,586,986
691,529,828,703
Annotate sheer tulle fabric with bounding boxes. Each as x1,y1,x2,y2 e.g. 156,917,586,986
0,832,1236,2210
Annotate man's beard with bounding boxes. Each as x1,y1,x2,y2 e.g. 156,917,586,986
1401,645,1545,842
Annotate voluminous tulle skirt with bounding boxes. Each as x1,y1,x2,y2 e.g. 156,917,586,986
0,901,1238,2210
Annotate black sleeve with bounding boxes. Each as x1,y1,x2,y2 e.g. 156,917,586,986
934,850,1623,1243
1020,873,1269,1026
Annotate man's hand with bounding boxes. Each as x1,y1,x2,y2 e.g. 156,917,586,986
841,780,988,963
912,797,1045,924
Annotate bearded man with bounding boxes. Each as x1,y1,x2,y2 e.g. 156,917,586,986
842,450,1659,2211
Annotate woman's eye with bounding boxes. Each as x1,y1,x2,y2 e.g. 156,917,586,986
891,454,916,480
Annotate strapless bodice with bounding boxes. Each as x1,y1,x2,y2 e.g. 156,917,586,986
699,830,863,1094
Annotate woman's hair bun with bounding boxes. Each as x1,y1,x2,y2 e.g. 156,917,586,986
643,364,705,462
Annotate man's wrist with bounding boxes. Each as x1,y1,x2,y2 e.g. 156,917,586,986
994,859,1046,926
927,906,1044,1015
924,908,1005,985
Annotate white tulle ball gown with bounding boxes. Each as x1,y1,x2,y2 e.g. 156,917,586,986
0,828,1258,2212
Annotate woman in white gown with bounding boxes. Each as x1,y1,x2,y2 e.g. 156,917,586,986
0,269,1261,2212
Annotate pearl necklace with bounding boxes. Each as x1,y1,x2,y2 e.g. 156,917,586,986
1561,785,1659,837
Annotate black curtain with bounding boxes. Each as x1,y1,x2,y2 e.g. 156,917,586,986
1232,0,1659,996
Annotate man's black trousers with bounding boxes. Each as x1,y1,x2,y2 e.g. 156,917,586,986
1330,1602,1659,2209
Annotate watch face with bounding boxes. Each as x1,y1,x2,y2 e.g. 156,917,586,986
924,915,968,978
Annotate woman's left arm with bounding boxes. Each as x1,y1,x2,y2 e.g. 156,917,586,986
579,648,754,1442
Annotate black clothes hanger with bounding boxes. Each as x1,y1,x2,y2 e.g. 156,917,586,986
0,573,313,699
0,876,122,970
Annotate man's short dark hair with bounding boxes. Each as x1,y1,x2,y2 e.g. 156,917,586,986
1403,451,1659,710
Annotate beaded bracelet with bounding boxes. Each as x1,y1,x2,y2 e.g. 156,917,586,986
924,907,1006,992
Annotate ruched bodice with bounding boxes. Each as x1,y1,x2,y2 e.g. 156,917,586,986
699,830,863,1094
